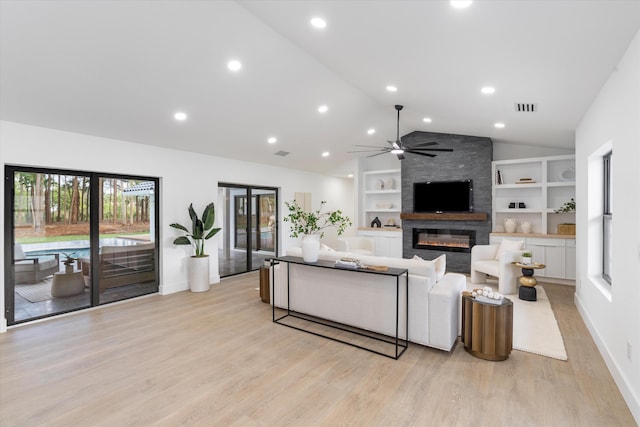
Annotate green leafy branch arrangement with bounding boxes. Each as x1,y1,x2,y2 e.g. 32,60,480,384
555,198,576,213
283,200,352,238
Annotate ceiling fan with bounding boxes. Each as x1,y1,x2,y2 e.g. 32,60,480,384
349,105,453,160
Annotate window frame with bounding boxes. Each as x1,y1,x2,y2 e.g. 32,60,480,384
602,151,612,285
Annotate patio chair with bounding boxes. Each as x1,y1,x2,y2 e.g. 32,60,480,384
14,243,60,284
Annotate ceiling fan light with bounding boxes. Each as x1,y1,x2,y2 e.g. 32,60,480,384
391,148,404,155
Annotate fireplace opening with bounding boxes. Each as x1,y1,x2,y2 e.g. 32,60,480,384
413,228,476,253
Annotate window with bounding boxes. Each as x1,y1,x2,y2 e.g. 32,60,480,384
602,151,612,284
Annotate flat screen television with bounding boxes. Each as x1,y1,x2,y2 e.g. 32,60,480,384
413,180,473,213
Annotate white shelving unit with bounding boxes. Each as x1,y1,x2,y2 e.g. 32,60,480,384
491,154,576,282
361,169,402,228
492,155,575,235
358,169,402,258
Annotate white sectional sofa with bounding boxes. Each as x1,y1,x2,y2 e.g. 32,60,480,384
271,247,466,351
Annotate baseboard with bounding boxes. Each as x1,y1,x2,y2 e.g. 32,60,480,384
574,293,640,424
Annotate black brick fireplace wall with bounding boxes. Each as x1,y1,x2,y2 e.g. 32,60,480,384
401,131,493,273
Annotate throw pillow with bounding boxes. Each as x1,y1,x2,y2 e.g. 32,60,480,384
433,254,446,281
495,239,524,260
412,255,424,261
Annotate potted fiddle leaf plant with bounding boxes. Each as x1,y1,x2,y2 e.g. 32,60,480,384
170,203,221,292
283,200,351,262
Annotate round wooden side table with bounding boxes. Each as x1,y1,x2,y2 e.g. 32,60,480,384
461,294,513,361
512,262,545,301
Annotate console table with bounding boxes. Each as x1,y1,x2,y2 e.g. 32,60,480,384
270,256,409,359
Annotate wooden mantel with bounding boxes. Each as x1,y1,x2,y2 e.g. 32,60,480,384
400,212,488,221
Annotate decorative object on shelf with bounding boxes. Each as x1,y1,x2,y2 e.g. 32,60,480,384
559,167,575,181
170,202,221,292
383,178,395,189
386,218,397,227
521,251,533,265
520,221,532,234
554,198,576,213
375,202,393,209
518,202,526,209
61,252,77,274
496,170,504,184
557,223,576,235
516,178,536,184
508,202,516,209
284,200,351,263
371,216,382,228
378,179,385,190
504,218,517,233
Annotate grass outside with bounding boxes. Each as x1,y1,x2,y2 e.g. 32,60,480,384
16,232,149,244
14,222,150,244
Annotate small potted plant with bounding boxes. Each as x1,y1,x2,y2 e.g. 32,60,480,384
283,200,351,262
170,203,221,292
555,198,576,235
521,251,533,265
62,252,77,274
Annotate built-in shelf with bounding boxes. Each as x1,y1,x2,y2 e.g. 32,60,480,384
400,212,488,221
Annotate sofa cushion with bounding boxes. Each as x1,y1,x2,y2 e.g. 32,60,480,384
495,239,524,261
413,254,446,280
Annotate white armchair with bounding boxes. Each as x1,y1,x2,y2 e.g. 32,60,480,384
470,240,524,294
336,236,376,255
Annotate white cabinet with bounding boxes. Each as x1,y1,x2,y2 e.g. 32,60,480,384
361,169,402,229
492,155,575,235
358,229,403,258
490,235,575,281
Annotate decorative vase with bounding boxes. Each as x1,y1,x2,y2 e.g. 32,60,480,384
371,216,382,228
188,255,210,292
521,221,532,234
504,218,517,233
301,234,320,263
383,178,395,189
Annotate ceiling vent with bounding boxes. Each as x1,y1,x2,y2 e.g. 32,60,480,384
515,103,537,112
274,151,290,157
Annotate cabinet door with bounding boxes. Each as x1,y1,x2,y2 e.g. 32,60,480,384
565,240,576,280
526,238,565,279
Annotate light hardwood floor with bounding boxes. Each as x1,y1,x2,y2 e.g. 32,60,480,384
0,272,635,426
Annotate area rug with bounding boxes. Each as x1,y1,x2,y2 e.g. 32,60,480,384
15,281,53,303
466,282,568,361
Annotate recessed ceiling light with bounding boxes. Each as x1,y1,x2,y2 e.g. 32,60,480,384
174,112,187,121
310,17,327,29
367,128,376,135
423,117,432,123
451,1,473,9
494,122,506,128
481,86,495,94
386,85,398,92
267,137,277,144
227,60,242,71
322,151,330,157
347,173,354,178
318,105,328,113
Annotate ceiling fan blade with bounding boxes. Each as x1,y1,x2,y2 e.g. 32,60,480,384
396,152,405,160
409,148,454,152
410,141,438,147
348,149,390,153
407,151,437,158
353,144,391,148
368,151,392,158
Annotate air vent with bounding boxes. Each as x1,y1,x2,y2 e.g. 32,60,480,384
274,151,290,157
515,103,537,112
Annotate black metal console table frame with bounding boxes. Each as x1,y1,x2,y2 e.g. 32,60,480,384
270,256,409,360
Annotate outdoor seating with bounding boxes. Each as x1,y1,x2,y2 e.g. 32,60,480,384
14,243,60,284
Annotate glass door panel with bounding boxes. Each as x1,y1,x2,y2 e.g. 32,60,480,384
96,178,157,304
10,170,91,323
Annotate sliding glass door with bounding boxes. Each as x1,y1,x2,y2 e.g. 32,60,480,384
4,166,159,325
218,183,277,277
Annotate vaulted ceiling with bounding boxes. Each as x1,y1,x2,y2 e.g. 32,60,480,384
1,1,639,174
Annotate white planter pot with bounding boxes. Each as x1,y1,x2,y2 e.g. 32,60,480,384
521,256,532,265
188,256,210,292
301,234,320,263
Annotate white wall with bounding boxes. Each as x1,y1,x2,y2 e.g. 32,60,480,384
575,30,640,422
493,141,574,160
0,121,355,332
